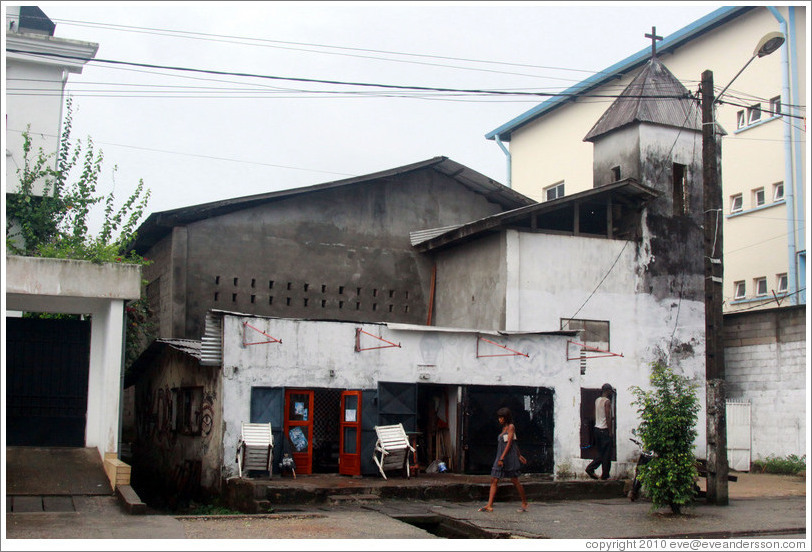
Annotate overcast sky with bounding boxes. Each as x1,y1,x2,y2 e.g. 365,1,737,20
8,1,721,232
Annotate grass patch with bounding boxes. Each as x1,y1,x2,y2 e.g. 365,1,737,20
187,500,243,516
752,454,806,475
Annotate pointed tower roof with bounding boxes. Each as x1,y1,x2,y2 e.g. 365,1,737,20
584,57,703,142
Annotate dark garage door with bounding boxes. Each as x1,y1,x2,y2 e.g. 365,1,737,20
6,317,91,447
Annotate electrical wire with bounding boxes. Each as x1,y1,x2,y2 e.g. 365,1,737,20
6,49,697,100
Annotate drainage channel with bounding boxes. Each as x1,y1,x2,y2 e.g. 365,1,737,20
391,513,511,539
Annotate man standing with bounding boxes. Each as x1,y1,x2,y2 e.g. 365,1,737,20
586,383,614,480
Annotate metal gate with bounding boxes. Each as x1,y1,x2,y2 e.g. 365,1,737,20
726,400,751,471
6,317,91,447
461,385,554,474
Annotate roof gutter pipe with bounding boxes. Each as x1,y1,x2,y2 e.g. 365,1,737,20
767,6,798,305
494,134,512,188
787,6,805,304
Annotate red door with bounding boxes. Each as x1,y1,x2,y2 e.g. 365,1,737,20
284,389,314,475
338,390,362,475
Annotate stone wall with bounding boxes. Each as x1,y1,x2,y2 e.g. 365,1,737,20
724,305,806,460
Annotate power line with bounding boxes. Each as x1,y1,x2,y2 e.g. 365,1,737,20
6,49,695,100
4,127,360,178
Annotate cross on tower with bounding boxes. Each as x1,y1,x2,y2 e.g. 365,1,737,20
645,26,663,57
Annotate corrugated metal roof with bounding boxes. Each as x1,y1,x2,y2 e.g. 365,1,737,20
409,224,464,247
485,6,752,141
200,311,223,366
414,179,659,253
157,338,202,359
583,57,701,142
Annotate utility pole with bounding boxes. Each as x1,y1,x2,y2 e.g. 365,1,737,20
701,69,729,505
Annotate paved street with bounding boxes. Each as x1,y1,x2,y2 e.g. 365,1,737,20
4,472,808,547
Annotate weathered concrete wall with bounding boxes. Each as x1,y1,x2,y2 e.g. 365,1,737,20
219,315,577,479
133,348,223,497
146,169,511,340
502,230,707,477
724,305,806,460
591,125,641,188
433,232,507,329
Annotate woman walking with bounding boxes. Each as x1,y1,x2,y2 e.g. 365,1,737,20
478,407,528,512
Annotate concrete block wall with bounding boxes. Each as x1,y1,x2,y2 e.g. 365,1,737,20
724,305,806,461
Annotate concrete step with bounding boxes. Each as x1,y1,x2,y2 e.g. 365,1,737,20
328,493,381,505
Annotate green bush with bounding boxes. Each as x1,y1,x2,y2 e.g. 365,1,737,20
752,454,806,475
631,362,700,514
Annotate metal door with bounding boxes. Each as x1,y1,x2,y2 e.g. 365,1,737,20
461,385,554,474
6,318,90,447
377,381,417,431
284,389,314,475
250,387,284,469
339,390,362,475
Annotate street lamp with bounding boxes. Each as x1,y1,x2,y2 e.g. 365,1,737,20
701,30,784,507
716,31,785,103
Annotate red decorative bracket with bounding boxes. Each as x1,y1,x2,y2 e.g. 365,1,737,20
566,340,623,361
243,321,282,346
476,335,529,358
355,328,401,352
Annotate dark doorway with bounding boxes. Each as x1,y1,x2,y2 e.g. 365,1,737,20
6,317,91,447
461,385,554,474
580,387,617,461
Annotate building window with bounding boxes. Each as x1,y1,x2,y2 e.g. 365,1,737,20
769,96,781,117
754,277,768,297
752,187,765,207
734,281,746,300
736,110,747,129
175,387,203,436
777,273,788,293
611,166,621,182
544,181,565,202
747,103,762,125
773,182,784,201
561,318,610,351
673,163,687,215
730,194,743,213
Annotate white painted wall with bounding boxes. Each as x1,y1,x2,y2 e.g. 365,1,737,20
219,315,577,479
504,230,708,476
4,7,98,194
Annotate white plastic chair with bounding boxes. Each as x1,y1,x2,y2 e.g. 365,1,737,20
236,422,274,478
372,423,415,479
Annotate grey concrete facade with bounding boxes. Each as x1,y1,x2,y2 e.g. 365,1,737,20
724,305,807,460
134,159,532,340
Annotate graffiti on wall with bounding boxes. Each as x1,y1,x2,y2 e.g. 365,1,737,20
200,392,215,438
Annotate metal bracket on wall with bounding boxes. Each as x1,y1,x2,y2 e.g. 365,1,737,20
476,335,529,358
355,328,401,352
566,340,623,361
243,321,282,346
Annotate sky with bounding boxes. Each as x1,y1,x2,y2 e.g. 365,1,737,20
6,1,723,233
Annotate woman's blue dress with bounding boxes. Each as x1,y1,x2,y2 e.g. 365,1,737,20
490,431,522,478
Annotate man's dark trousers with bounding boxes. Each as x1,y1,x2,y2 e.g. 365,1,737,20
586,428,612,479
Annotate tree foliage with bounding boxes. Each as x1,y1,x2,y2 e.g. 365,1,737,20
6,99,155,368
7,99,150,263
630,362,700,514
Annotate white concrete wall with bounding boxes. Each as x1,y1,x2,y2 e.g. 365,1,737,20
5,256,141,458
219,316,577,478
504,230,707,476
5,14,98,194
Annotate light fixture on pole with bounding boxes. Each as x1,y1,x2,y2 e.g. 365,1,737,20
716,31,785,103
701,30,784,507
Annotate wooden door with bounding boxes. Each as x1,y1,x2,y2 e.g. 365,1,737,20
339,390,362,475
284,389,314,475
